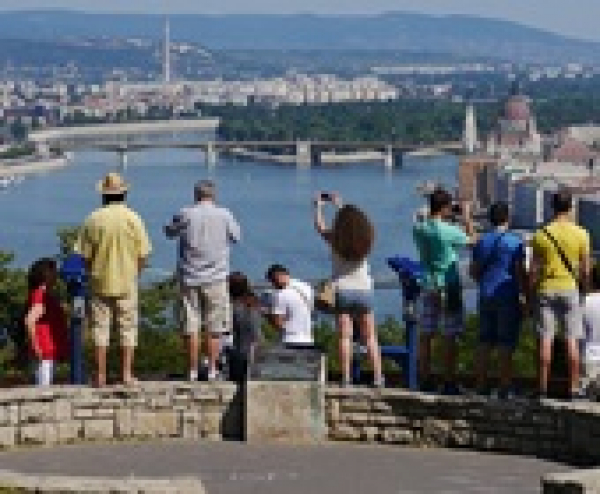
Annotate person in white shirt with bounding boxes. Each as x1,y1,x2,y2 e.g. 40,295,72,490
582,264,600,393
265,264,314,348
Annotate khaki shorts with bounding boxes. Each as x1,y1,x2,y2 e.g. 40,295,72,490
89,289,138,348
536,290,584,340
180,281,230,336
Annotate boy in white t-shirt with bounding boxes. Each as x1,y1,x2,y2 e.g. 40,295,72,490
265,264,314,348
582,264,600,393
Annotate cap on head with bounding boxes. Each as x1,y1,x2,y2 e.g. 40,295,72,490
195,179,216,200
551,189,573,215
97,172,129,195
429,187,453,215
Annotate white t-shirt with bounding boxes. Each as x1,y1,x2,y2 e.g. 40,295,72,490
583,293,600,363
271,279,314,345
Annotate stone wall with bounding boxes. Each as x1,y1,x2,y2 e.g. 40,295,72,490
3,383,600,465
0,382,242,449
326,387,600,465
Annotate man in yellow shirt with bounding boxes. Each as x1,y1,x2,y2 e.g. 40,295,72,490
531,190,591,400
75,173,151,387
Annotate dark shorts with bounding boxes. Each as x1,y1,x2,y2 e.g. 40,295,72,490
478,297,522,351
335,289,375,316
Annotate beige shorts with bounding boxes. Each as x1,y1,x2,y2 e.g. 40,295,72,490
89,290,138,348
180,281,230,336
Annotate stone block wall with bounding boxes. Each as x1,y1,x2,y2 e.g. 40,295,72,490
326,387,600,465
0,382,242,449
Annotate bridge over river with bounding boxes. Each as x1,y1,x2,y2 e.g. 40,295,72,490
28,119,465,168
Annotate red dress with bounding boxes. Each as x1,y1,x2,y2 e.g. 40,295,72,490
27,286,69,361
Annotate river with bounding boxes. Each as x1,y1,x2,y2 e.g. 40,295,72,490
0,149,458,319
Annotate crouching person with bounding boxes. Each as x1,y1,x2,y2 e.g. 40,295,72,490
265,265,314,349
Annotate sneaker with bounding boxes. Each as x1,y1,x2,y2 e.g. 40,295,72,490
420,380,437,394
497,388,517,401
567,389,588,403
371,376,385,389
207,370,223,382
442,382,461,396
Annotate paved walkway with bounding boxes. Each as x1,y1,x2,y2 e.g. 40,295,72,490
0,441,568,494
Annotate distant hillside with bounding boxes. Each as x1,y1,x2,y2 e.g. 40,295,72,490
0,10,598,63
0,38,155,70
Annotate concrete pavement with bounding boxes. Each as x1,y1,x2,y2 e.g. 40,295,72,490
0,440,569,493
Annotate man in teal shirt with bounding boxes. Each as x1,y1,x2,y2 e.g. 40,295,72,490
413,188,474,395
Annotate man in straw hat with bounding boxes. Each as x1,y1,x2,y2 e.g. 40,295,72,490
75,172,151,387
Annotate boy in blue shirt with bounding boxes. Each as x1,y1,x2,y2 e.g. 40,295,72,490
470,202,528,398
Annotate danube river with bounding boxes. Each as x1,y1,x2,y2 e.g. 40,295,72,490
0,149,458,319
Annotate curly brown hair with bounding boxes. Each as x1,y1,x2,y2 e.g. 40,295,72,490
330,205,375,262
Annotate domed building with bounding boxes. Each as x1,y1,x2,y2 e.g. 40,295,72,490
486,83,542,158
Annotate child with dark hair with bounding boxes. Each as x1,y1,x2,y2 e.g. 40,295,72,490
227,272,263,381
24,258,68,386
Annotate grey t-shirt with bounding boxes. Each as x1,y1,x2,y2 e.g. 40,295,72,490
166,202,240,286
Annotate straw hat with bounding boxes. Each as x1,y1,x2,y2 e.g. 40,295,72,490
97,172,129,195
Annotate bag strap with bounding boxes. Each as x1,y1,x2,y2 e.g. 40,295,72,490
542,228,580,285
478,232,507,279
290,283,312,311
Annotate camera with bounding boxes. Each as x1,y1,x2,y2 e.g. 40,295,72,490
320,192,333,202
451,203,463,216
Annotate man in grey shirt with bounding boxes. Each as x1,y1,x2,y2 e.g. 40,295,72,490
165,180,241,381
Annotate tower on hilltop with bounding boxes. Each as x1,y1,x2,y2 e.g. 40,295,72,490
163,17,171,84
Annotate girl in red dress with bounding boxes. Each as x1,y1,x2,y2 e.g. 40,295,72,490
24,258,69,386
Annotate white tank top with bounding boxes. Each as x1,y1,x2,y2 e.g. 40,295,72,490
332,252,373,291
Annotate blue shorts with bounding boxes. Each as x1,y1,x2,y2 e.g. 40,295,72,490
478,297,522,351
335,289,374,315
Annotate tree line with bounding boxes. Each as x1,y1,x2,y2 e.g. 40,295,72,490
198,97,600,144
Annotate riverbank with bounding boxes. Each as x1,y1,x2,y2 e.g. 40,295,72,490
0,155,70,177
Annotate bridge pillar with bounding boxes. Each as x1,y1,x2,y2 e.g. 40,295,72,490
117,149,128,170
35,141,51,158
384,145,394,169
206,141,218,166
394,152,404,168
296,140,312,167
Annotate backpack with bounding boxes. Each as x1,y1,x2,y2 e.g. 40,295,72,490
6,307,31,371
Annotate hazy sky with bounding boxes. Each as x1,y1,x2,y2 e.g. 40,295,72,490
0,0,598,41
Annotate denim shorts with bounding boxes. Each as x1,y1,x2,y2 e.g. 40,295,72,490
478,297,522,351
419,289,464,336
335,289,375,315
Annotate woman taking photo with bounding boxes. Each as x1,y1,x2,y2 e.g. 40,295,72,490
314,192,383,387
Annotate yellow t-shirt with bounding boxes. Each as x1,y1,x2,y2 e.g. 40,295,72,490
531,220,590,293
75,204,152,297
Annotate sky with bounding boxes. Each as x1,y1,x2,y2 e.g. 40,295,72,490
0,0,598,42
